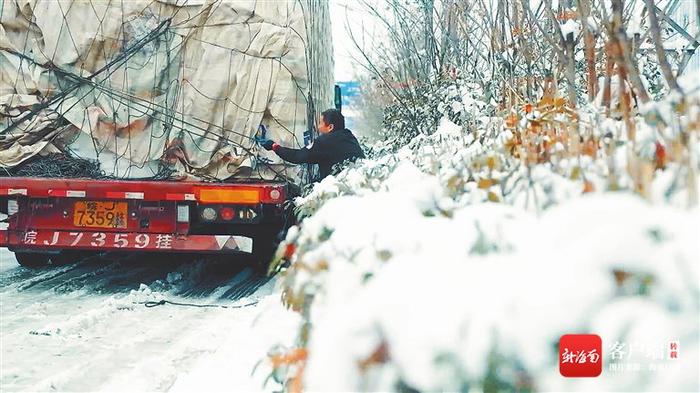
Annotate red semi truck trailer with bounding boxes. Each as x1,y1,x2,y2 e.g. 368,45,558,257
0,1,335,268
0,177,292,268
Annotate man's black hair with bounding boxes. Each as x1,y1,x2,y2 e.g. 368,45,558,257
321,108,345,131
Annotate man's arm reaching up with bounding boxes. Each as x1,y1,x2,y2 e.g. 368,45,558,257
274,144,312,164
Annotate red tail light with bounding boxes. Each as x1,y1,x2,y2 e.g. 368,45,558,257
219,207,235,221
261,186,285,203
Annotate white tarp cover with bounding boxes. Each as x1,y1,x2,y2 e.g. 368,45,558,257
0,0,333,182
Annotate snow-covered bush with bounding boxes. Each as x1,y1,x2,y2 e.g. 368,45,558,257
269,168,698,392
263,102,699,391
293,194,698,392
378,75,491,149
261,1,700,388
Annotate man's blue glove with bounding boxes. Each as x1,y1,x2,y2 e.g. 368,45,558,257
256,138,275,151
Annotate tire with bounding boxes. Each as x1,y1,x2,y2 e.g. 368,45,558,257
229,215,293,274
252,203,296,272
250,232,279,273
14,252,51,268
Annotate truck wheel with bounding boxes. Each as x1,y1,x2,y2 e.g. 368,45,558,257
14,252,51,268
250,232,281,274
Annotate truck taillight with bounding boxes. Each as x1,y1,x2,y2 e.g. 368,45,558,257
200,207,217,221
7,200,18,216
219,207,235,221
239,208,257,220
196,205,260,223
197,189,260,204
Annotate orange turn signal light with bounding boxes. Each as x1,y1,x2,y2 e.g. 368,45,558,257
197,189,260,204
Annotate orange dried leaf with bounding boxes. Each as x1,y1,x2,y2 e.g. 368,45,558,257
582,139,598,157
538,97,554,107
288,365,305,393
358,341,390,373
270,347,308,368
486,155,498,169
553,97,567,108
315,260,329,271
478,178,497,189
557,10,577,22
655,142,666,169
504,138,519,155
613,269,632,287
505,113,519,128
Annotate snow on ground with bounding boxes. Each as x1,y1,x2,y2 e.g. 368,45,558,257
0,254,298,392
0,248,17,273
170,294,300,392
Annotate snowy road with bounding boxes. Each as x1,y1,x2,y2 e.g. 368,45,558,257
0,248,299,392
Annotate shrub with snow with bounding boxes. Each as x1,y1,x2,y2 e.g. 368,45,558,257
262,57,700,392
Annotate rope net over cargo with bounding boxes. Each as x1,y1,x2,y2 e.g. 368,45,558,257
0,0,334,184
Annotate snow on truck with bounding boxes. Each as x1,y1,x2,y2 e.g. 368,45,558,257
0,0,334,267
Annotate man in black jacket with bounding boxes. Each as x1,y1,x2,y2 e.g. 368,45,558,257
258,109,365,179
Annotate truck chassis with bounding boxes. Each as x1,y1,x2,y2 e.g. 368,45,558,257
0,177,292,267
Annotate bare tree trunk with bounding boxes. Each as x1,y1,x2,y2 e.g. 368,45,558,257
643,0,681,91
602,44,613,113
542,0,577,106
616,29,651,104
423,0,437,76
578,0,598,102
609,0,650,106
564,31,578,107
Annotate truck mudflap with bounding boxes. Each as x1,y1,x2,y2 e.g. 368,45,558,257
0,229,253,253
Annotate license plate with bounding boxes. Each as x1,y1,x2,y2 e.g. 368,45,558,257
73,201,128,229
